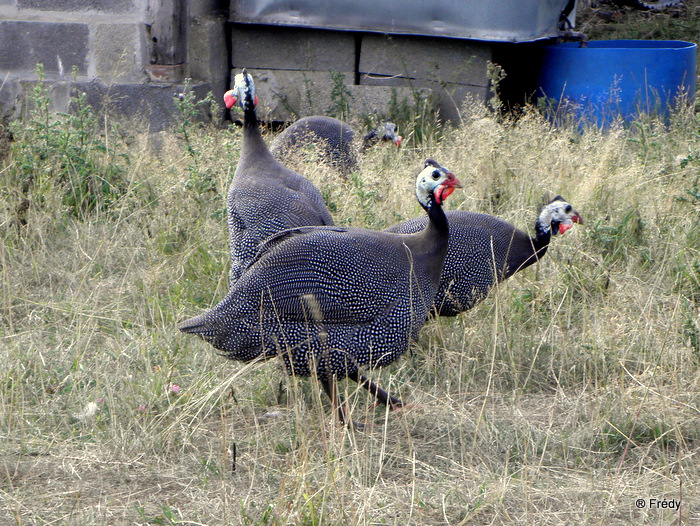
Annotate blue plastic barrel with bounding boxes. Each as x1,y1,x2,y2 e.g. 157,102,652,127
538,40,697,124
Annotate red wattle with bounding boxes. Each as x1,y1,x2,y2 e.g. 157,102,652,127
434,185,455,205
224,91,237,110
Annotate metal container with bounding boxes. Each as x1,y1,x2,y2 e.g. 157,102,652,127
230,0,576,43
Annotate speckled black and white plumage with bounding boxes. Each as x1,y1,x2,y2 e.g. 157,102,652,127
270,116,401,176
386,197,582,316
179,160,460,384
225,71,335,285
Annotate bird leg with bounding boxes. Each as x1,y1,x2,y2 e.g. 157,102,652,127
320,371,404,427
321,374,350,426
347,370,404,410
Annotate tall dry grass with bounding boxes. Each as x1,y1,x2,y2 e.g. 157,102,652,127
1,96,699,524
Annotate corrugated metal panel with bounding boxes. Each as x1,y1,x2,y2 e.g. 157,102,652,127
230,0,576,43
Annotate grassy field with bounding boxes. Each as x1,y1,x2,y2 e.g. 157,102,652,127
2,13,700,526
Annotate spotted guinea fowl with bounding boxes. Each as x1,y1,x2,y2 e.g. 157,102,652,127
386,196,582,316
223,70,334,285
179,159,461,424
270,116,402,176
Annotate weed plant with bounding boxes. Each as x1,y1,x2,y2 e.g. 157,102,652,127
1,77,699,525
173,81,220,200
7,64,131,220
327,70,353,121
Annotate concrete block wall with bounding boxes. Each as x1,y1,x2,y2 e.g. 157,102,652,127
0,0,227,131
229,23,494,123
245,68,422,124
0,0,496,130
0,1,148,83
230,25,358,121
359,34,493,122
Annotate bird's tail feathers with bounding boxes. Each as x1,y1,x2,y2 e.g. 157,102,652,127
178,313,210,334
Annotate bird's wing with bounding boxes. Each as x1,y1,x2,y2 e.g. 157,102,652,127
237,228,412,325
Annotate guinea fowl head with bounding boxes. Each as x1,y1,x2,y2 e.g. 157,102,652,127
224,68,258,111
536,196,582,238
415,159,462,210
381,120,402,147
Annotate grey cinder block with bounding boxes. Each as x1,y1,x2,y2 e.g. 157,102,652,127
94,24,147,83
232,69,354,121
17,0,136,12
0,76,22,124
231,25,356,72
78,81,213,132
232,68,422,122
360,34,492,87
188,14,229,119
0,21,89,75
9,78,212,132
360,74,489,123
359,34,493,122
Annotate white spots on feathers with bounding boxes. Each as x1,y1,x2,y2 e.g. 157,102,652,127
180,160,459,382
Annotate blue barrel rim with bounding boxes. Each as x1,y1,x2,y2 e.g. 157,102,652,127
542,39,697,50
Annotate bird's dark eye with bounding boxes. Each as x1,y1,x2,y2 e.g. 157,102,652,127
432,171,440,180
565,204,572,213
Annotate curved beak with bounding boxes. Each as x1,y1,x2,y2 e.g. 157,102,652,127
559,211,582,234
434,172,462,205
443,172,462,189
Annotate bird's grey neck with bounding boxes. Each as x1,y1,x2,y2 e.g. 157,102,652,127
243,106,257,129
362,130,379,149
426,201,449,237
413,201,449,263
422,202,450,287
532,216,552,255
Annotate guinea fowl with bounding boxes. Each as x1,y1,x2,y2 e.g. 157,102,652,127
386,196,582,316
179,159,461,424
223,70,334,285
270,116,402,176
